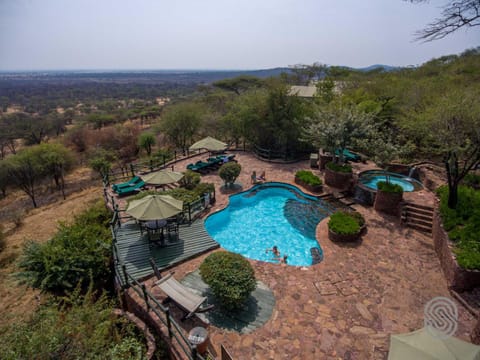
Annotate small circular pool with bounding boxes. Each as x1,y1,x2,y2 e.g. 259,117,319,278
205,182,336,266
359,170,423,192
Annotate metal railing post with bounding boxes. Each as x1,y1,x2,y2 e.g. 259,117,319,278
165,308,173,339
122,265,129,287
141,284,150,311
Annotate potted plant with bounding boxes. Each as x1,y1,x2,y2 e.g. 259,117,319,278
374,181,403,215
294,170,323,192
324,161,353,190
328,210,366,242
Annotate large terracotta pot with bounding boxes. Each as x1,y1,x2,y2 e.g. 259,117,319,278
374,190,403,215
294,177,323,193
324,168,353,190
328,224,365,242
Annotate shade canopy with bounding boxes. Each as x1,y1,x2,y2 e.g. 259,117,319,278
388,328,480,360
142,170,184,185
126,195,184,221
189,136,227,151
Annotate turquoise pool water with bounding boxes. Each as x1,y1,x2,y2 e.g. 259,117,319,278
359,171,423,192
204,183,335,266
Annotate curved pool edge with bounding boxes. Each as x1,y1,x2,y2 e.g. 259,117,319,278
358,169,424,192
203,181,335,267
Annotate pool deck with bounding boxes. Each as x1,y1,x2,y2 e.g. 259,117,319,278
125,152,476,359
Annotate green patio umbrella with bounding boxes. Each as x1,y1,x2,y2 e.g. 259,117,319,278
388,328,480,360
126,195,184,221
141,170,184,185
189,136,227,151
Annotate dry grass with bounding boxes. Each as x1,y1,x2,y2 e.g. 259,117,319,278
0,167,102,325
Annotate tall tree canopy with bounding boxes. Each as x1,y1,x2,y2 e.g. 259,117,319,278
407,0,480,41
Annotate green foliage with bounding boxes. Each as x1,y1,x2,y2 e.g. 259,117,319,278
295,170,322,186
200,251,256,311
181,169,201,190
0,286,146,359
325,162,352,173
138,132,156,156
192,182,215,198
377,181,404,194
328,211,363,235
437,185,480,269
463,173,480,189
16,200,112,293
302,102,375,165
219,162,241,187
160,102,205,153
88,148,116,179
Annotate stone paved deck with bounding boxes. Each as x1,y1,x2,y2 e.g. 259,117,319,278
128,152,475,359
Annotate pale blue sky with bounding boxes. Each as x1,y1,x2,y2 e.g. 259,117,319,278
0,0,478,71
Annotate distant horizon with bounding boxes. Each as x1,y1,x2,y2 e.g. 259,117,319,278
1,1,478,72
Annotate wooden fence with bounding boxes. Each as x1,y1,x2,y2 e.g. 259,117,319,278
111,212,207,360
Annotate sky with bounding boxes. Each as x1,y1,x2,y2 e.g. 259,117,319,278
0,0,478,71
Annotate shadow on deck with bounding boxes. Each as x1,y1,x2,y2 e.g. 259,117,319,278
114,220,219,282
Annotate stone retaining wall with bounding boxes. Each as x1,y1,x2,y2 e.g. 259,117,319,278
432,207,480,291
324,168,353,190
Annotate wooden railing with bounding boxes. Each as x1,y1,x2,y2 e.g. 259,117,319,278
110,212,206,360
104,149,210,185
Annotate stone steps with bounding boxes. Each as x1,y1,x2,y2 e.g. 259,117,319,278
401,202,434,234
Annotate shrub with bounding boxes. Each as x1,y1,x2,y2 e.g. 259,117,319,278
295,170,322,186
200,251,256,311
377,181,403,194
437,185,480,269
16,200,112,294
181,169,201,190
193,182,215,198
326,162,352,173
0,286,146,359
328,211,363,235
463,173,480,189
219,162,241,187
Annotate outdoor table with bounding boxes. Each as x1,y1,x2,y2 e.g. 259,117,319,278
144,219,167,245
188,326,209,355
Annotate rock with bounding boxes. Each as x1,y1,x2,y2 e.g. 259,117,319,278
355,303,374,321
350,325,376,336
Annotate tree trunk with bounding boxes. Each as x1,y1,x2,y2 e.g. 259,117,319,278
448,182,458,209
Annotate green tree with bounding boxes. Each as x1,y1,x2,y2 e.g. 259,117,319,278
37,143,75,199
6,147,46,208
219,162,241,188
160,102,204,154
213,75,264,95
0,160,11,197
138,132,156,156
302,102,375,164
88,148,116,180
428,90,480,209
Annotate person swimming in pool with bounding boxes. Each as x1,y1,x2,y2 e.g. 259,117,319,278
274,254,288,264
266,245,280,257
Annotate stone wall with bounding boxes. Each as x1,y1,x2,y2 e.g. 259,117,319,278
324,168,353,190
432,207,480,291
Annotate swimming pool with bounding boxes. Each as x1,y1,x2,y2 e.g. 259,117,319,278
204,182,335,266
359,170,423,192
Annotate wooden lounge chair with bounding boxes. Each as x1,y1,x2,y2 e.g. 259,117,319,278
150,259,213,320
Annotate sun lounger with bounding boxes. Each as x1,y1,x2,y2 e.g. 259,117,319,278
335,149,361,162
149,259,213,320
115,180,145,196
112,176,141,191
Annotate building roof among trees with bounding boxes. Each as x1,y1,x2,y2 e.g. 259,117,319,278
288,85,317,98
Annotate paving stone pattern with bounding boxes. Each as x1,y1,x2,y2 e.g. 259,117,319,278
124,152,476,360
